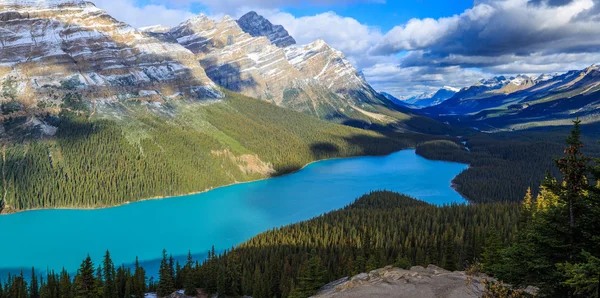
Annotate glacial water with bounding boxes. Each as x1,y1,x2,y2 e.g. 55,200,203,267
0,149,467,277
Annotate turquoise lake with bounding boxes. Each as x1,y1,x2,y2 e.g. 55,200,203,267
0,149,467,277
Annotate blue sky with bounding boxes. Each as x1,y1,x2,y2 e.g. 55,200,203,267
273,1,474,32
96,0,600,97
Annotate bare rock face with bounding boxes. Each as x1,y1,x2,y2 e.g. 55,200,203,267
285,40,388,106
313,265,489,298
0,0,221,110
166,12,394,120
168,14,352,119
237,11,296,48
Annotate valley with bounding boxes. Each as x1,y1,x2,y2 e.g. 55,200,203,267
0,150,467,279
0,0,599,298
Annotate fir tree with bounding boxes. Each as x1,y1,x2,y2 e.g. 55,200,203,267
30,267,40,298
102,251,117,298
481,231,503,274
74,255,100,298
59,268,73,298
157,249,175,297
291,250,326,298
133,257,146,298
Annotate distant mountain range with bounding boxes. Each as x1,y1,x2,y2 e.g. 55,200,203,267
398,86,460,109
389,66,600,131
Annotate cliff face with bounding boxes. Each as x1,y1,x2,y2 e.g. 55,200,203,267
0,0,221,110
237,11,296,48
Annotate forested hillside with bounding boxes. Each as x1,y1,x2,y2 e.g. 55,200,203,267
0,93,414,213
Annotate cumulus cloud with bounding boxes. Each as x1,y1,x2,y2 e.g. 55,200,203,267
253,10,384,68
374,0,600,65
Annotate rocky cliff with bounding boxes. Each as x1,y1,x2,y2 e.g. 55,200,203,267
237,11,296,48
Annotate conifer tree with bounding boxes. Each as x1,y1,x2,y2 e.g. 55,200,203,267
102,250,117,298
133,257,146,298
291,250,326,298
30,267,40,298
481,231,503,274
59,268,73,298
183,251,197,297
74,255,100,298
157,249,175,297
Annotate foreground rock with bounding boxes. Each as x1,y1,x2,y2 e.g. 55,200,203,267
313,265,488,298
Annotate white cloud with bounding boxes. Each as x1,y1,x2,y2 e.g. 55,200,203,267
94,0,194,28
254,10,384,68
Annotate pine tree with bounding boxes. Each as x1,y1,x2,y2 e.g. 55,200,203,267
74,255,100,298
183,251,197,297
225,250,242,296
133,257,146,298
102,251,117,298
30,267,40,298
291,250,326,298
481,231,503,274
59,268,73,298
157,249,175,297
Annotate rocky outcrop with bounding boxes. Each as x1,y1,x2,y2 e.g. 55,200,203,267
237,11,296,48
313,265,489,298
0,0,221,110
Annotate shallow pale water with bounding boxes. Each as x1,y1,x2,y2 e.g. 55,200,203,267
0,149,467,277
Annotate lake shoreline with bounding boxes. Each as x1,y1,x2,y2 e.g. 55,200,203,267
2,148,467,216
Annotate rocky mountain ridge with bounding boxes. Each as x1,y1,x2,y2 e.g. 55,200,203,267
147,11,393,120
0,0,221,117
237,11,296,47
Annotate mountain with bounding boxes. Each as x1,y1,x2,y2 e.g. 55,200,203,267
0,0,221,115
420,65,600,131
284,39,389,105
165,14,356,119
150,12,402,122
0,0,418,213
403,86,459,108
237,11,296,47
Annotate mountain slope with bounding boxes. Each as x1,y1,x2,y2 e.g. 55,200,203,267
0,92,410,213
284,40,389,106
0,0,221,110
